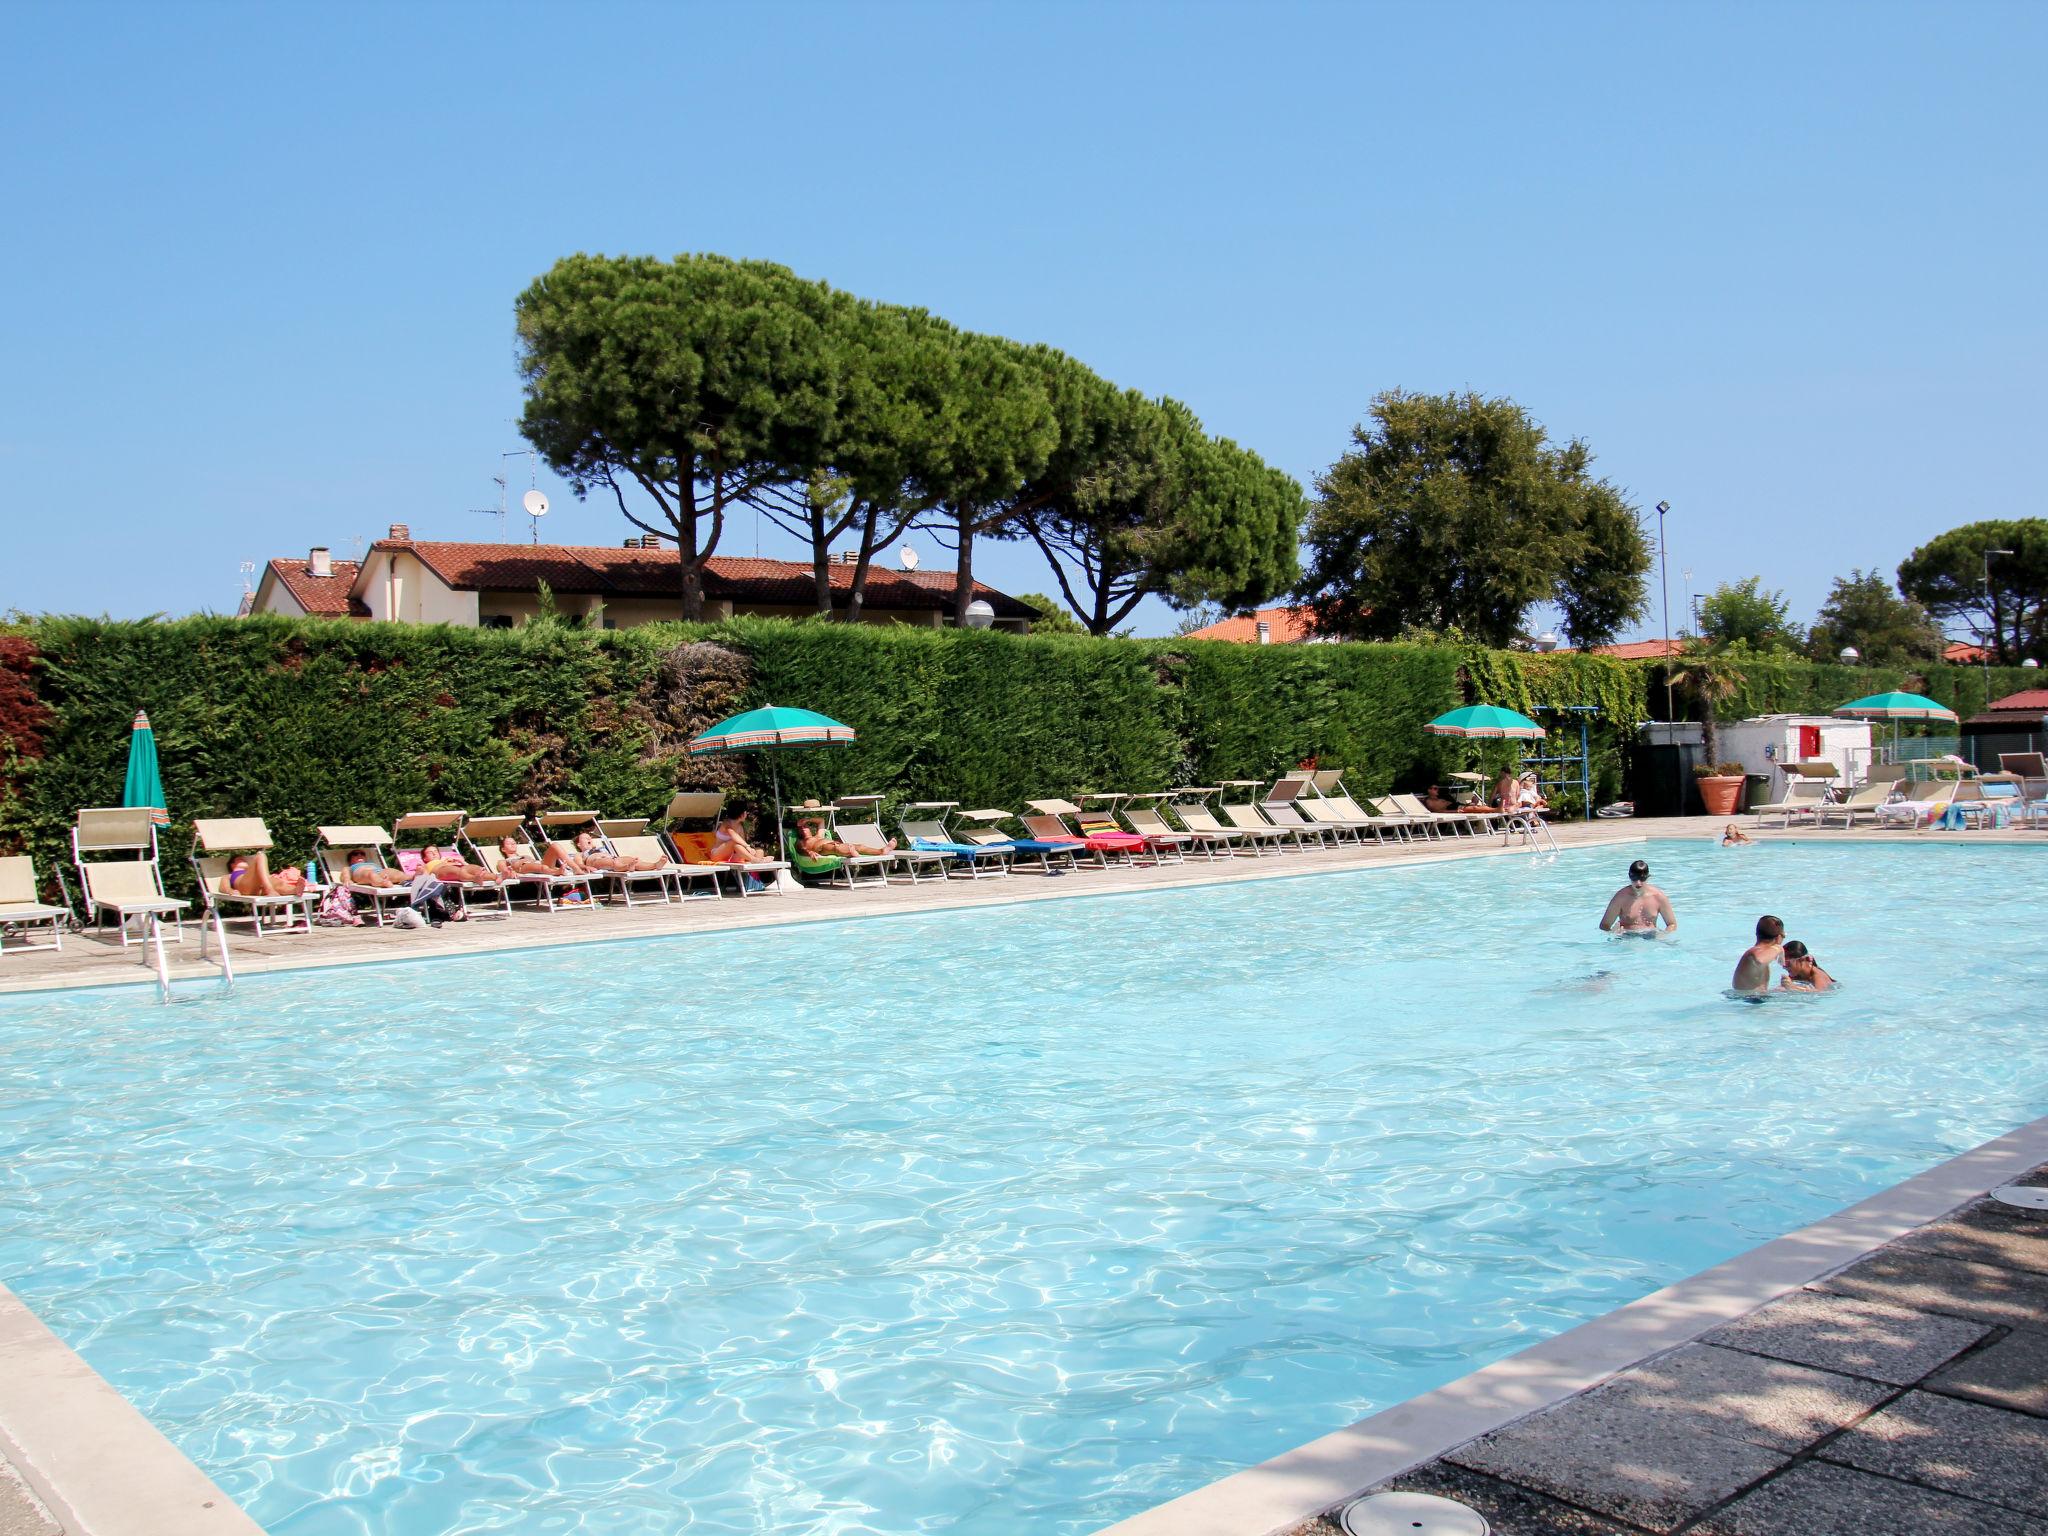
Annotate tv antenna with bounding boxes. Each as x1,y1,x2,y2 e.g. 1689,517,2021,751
470,475,510,539
238,560,255,593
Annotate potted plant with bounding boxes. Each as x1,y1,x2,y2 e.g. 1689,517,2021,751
1693,761,1748,817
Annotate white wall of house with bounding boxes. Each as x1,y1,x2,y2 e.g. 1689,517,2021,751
359,553,480,626
250,573,308,617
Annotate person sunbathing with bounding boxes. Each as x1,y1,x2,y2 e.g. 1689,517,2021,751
343,849,411,888
571,830,664,873
495,836,557,878
221,851,307,897
710,811,771,864
418,845,498,884
797,816,896,858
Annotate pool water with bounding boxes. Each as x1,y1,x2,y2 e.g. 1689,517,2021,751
3,840,2045,1535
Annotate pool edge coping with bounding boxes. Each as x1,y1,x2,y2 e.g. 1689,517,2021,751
0,1283,265,1536
1091,1110,2048,1536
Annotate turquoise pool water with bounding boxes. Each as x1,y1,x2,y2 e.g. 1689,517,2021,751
3,840,2045,1535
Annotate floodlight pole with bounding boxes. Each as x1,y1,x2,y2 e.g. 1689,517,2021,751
1983,547,2014,696
1657,500,1679,814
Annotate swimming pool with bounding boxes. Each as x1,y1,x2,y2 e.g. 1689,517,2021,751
3,840,2045,1535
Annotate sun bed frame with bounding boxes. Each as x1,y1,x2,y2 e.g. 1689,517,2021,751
458,815,599,913
955,809,1082,875
898,802,1012,879
72,808,188,946
189,816,321,938
659,791,788,897
532,808,698,907
391,810,511,917
0,855,68,955
315,824,429,925
836,794,950,884
1117,793,1197,862
1026,798,1141,868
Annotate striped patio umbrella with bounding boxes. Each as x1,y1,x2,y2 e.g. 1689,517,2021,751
1831,691,1957,722
1424,704,1547,740
122,710,170,827
685,706,856,857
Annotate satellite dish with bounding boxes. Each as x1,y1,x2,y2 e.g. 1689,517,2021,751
522,490,549,518
898,546,920,570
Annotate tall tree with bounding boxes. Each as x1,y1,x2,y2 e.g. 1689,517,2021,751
1699,576,1801,651
515,253,839,620
1297,390,1649,647
1804,570,1943,666
1021,394,1303,635
1897,518,2048,665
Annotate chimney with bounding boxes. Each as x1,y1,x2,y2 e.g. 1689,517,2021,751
1256,620,1272,644
308,547,332,578
387,523,410,542
644,534,664,549
624,538,640,549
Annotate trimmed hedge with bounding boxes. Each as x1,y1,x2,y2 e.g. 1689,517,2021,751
0,613,2021,901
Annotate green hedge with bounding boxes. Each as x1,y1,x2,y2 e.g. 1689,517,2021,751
1,613,2023,901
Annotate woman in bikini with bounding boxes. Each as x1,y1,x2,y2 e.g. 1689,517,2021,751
495,836,556,878
221,851,307,897
419,844,499,883
343,849,410,888
570,830,664,873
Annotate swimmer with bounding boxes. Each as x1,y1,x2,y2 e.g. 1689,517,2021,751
1721,822,1754,846
1598,858,1677,935
1779,940,1835,993
1732,914,1785,994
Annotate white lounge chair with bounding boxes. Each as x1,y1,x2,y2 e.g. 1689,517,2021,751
659,791,789,896
0,855,68,954
460,815,600,912
837,794,950,883
899,802,1012,879
531,809,697,906
1166,789,1251,857
72,808,187,946
954,809,1083,875
1814,770,1901,828
189,817,322,937
1752,778,1831,828
392,810,512,917
316,824,432,925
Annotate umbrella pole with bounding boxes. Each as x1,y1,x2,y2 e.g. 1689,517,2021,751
772,757,785,857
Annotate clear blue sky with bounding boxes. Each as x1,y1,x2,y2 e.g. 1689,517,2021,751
4,1,2041,638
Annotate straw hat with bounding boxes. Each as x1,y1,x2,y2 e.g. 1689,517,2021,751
798,799,826,812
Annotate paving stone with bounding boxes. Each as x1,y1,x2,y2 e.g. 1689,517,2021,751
1583,1342,1891,1451
1447,1389,1786,1533
1367,1460,1643,1534
0,1459,60,1536
1890,1202,2048,1276
1925,1325,2048,1417
1820,1389,2048,1517
1693,1457,2048,1535
1701,1288,1989,1386
1816,1248,2048,1331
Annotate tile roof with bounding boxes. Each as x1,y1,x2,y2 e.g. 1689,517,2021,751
264,557,366,617
1180,605,1320,643
375,541,1035,617
1983,688,2048,712
1583,638,1683,660
1944,640,1989,663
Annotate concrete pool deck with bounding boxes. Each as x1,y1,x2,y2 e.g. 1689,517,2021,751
2,815,2040,997
2,818,2042,1534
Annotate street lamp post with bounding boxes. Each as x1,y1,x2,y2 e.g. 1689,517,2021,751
1656,499,1679,814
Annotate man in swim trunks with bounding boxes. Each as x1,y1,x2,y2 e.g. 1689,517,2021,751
1598,858,1677,934
1779,940,1835,992
1732,914,1785,993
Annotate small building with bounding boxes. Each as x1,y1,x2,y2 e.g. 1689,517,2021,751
1961,687,2048,767
1713,715,1875,795
1179,605,1326,644
248,528,1037,632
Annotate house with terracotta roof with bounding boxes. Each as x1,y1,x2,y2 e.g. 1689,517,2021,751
1179,605,1326,644
248,527,1037,632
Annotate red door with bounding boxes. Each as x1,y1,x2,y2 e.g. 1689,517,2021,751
1798,725,1822,760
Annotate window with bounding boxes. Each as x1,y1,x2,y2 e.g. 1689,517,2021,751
480,614,514,630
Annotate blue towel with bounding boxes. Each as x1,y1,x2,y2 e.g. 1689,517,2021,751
910,836,991,858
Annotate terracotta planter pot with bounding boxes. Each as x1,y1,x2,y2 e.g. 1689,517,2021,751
1696,775,1745,817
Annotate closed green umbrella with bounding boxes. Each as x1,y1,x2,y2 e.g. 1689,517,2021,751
684,705,857,857
1423,704,1547,740
122,710,169,827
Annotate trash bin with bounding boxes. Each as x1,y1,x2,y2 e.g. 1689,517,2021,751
1743,773,1772,812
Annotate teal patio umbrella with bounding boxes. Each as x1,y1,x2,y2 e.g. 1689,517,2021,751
122,710,170,827
1423,704,1547,740
684,705,856,854
1834,690,1959,764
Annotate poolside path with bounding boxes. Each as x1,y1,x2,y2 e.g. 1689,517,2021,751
5,815,2040,997
1285,1163,2048,1536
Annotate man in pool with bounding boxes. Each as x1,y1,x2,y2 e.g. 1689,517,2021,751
1732,914,1786,993
1779,940,1836,992
1598,858,1677,935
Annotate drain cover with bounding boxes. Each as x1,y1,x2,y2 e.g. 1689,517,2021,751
1340,1491,1491,1536
1990,1183,2048,1213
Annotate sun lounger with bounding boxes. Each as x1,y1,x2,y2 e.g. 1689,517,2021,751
314,824,435,924
954,809,1081,874
1027,798,1145,867
1813,771,1901,828
1995,754,2048,826
72,808,188,946
1368,795,1439,841
391,810,512,917
659,791,788,897
598,816,723,900
531,809,697,906
458,815,599,912
1215,783,1299,851
1392,793,1490,838
0,855,67,955
189,817,321,937
1079,793,1183,865
1118,793,1197,861
1258,779,1336,846
1166,789,1252,857
899,802,1012,878
1752,778,1832,828
835,795,949,883
1872,779,1954,828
